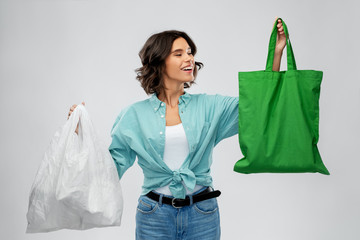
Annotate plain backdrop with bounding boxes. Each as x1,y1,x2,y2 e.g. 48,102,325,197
1,0,359,239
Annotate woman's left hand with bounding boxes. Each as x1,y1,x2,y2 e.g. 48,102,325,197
275,17,286,52
272,17,286,71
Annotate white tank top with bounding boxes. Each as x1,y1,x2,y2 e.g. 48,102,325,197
154,123,203,196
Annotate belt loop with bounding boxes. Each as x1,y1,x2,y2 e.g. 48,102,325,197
189,194,193,205
159,194,163,206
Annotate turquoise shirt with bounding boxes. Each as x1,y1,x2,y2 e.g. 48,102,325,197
109,91,239,199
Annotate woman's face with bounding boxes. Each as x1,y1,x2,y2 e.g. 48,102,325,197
163,37,195,85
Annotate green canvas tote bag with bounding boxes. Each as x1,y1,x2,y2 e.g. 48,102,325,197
234,18,329,175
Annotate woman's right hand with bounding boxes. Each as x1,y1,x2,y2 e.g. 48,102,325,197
68,102,85,134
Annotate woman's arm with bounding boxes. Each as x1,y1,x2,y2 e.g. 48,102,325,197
272,18,286,71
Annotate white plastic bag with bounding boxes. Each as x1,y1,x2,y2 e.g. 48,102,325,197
26,104,123,233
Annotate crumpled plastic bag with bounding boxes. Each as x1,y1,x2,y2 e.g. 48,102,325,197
26,104,123,233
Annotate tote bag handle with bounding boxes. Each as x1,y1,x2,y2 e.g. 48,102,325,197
265,18,297,71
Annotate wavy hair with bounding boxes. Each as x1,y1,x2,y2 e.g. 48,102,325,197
135,30,203,95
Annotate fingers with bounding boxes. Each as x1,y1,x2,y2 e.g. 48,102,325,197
68,104,78,119
67,102,86,119
276,20,284,35
70,104,77,111
273,17,284,34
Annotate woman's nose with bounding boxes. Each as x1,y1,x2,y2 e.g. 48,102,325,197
186,55,194,64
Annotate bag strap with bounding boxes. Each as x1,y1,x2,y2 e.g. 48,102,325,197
265,18,297,71
67,104,85,135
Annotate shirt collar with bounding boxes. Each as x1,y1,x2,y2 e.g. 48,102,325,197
149,91,191,112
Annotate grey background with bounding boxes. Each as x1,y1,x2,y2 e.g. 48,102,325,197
1,0,359,239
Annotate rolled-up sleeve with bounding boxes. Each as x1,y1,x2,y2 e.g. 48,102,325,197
214,94,239,145
109,111,137,180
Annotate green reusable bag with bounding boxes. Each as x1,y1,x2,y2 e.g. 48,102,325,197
234,18,329,175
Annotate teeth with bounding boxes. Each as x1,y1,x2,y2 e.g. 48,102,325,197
183,67,192,70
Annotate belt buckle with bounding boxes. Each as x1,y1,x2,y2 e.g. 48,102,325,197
171,198,182,208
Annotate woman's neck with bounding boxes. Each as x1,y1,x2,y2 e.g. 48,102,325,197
157,86,185,108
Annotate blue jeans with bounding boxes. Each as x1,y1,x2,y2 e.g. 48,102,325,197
136,186,221,240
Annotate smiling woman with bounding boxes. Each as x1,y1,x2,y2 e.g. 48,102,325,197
67,22,285,240
164,38,195,83
135,30,203,96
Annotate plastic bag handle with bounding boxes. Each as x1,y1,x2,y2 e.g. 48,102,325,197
67,104,85,135
265,18,297,71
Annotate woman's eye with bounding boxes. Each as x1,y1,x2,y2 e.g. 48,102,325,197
174,52,192,56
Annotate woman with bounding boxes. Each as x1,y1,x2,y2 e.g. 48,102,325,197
68,18,286,240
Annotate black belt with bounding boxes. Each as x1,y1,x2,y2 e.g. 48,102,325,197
146,187,221,208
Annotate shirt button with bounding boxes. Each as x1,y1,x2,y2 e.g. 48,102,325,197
161,103,164,106
160,131,163,135
161,115,164,118
154,108,157,111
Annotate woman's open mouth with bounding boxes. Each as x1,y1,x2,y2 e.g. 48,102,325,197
182,66,193,73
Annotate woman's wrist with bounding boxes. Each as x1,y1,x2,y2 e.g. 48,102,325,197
275,48,284,55
272,49,283,71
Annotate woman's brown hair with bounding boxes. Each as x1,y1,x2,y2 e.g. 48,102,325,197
135,30,203,95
